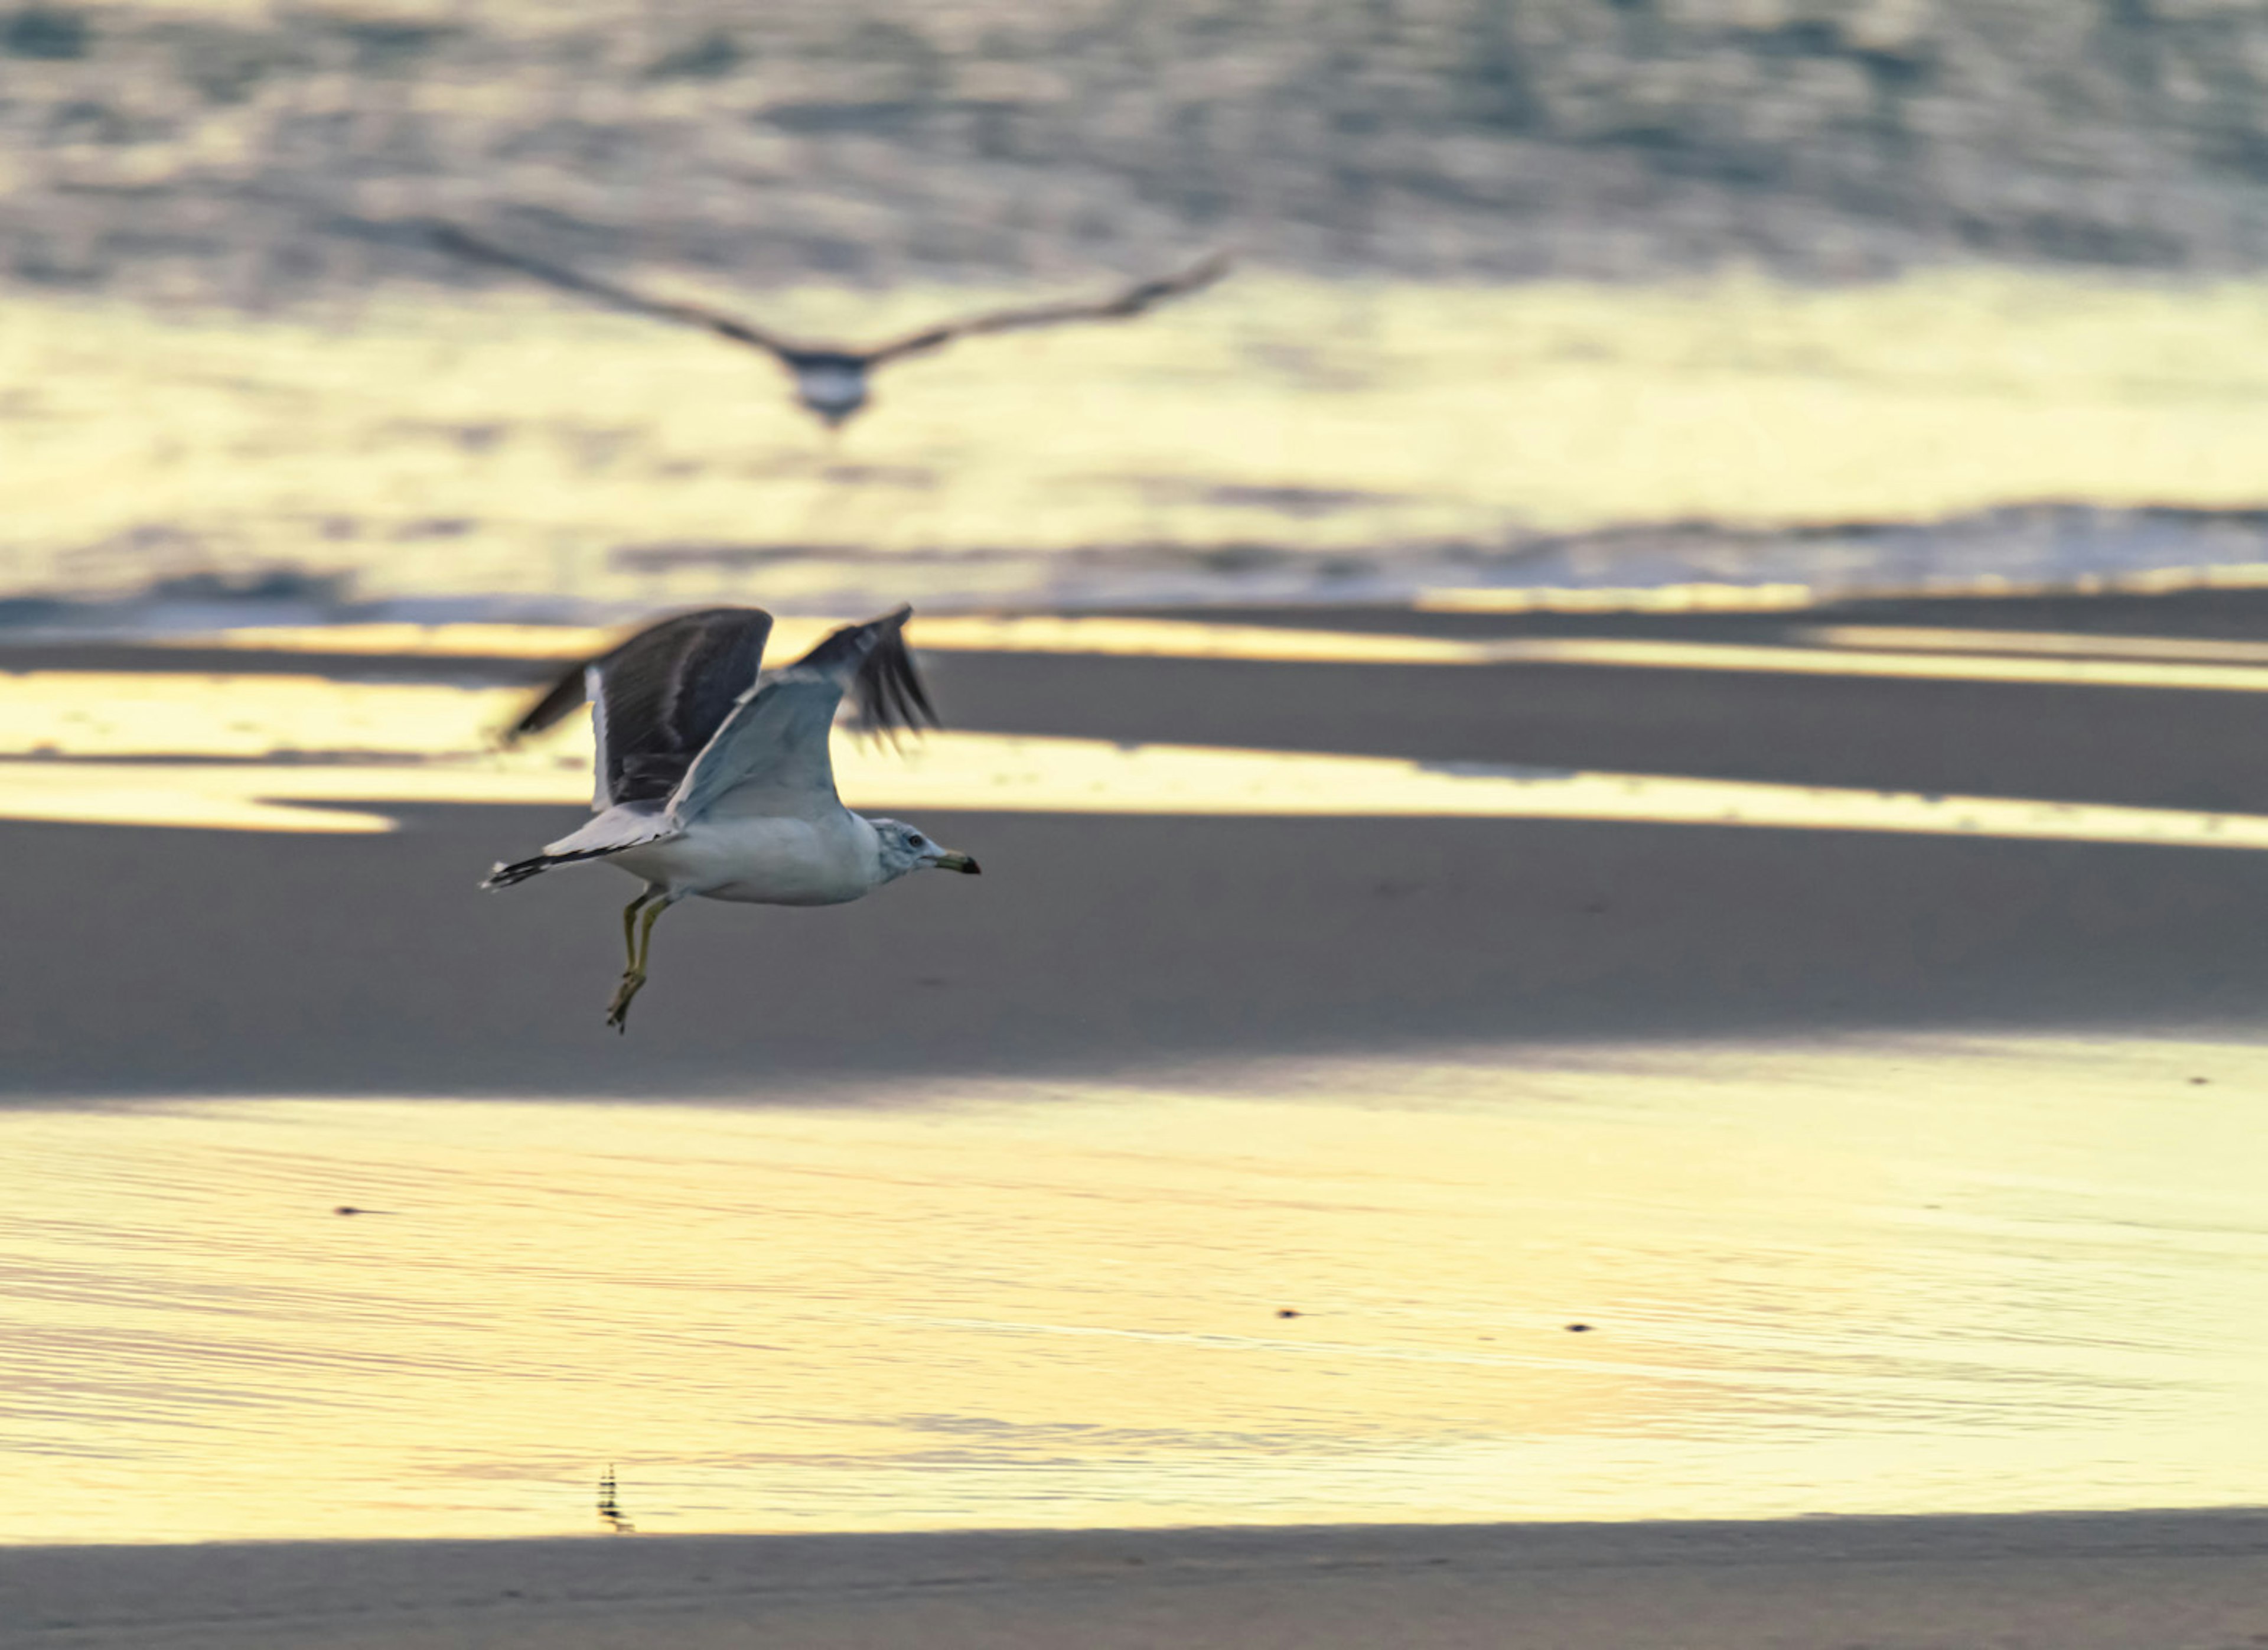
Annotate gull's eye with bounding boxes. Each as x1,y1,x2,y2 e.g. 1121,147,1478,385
907,834,928,848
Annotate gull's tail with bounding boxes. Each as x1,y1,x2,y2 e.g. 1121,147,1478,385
481,853,560,890
481,805,679,890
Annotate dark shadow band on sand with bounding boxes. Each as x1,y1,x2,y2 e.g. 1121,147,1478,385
15,1510,2268,1649
12,617,2268,1101
5,799,2268,1101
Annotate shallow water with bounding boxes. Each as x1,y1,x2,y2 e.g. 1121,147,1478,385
8,1036,2266,1543
22,271,2268,615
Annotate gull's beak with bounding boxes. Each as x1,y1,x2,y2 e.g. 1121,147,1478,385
934,850,981,875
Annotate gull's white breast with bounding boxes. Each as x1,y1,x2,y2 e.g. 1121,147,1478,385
793,362,868,416
609,810,881,907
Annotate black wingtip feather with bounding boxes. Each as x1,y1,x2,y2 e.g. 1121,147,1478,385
501,659,592,746
793,607,940,738
852,613,939,738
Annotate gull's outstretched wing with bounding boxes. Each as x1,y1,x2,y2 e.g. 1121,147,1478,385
859,251,1233,366
667,607,937,826
504,607,775,808
434,226,809,359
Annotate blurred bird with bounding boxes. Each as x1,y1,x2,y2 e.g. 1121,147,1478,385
484,606,980,1031
433,226,1233,430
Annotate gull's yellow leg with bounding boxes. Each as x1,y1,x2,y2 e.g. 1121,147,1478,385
620,888,657,973
605,894,674,1034
634,895,670,972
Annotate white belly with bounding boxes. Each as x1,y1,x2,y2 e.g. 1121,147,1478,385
608,811,879,907
793,361,868,417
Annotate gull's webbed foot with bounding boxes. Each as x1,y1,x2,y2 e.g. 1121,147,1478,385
608,889,673,1033
605,971,647,1034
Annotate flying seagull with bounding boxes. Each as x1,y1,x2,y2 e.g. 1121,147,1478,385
484,604,979,1031
433,225,1232,429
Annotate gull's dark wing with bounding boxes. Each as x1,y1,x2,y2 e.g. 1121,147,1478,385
823,605,939,737
504,607,775,808
859,252,1234,367
434,226,809,360
666,607,940,825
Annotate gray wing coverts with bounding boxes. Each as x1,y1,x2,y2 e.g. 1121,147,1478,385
668,607,936,825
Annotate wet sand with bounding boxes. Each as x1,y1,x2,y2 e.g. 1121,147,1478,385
9,601,2268,1094
17,1513,2268,1649
12,595,2268,1643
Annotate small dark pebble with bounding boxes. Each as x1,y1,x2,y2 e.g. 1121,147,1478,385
334,1206,360,1216
1565,1323,1592,1333
2190,1076,2210,1085
1276,1309,1301,1319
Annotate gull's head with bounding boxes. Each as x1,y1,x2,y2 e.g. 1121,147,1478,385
870,818,980,882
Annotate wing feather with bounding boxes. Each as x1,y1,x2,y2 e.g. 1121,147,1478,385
666,607,937,825
434,226,809,359
500,607,774,809
503,659,589,744
585,664,611,812
862,252,1232,366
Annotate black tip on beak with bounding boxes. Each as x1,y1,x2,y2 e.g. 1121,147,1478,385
957,858,982,876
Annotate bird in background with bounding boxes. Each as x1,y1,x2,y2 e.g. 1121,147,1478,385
597,1466,634,1534
432,225,1233,430
484,605,979,1031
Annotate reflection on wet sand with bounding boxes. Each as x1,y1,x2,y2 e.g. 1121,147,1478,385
5,737,2268,851
1800,624,2268,664
6,667,2268,843
9,1035,2266,1543
1418,559,2268,614
0,672,536,759
154,613,2268,690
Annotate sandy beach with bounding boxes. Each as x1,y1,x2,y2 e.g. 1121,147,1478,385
9,590,2268,1642
12,591,2268,1095
18,1512,2268,1648
19,4,2268,1636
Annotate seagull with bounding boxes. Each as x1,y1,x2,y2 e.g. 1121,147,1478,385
483,604,979,1031
432,225,1232,429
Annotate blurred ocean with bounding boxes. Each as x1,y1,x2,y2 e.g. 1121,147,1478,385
17,269,2268,632
14,1,2268,629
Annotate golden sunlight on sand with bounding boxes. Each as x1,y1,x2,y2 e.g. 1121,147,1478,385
8,739,2268,849
155,611,2268,689
9,1035,2267,1542
8,666,2268,841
